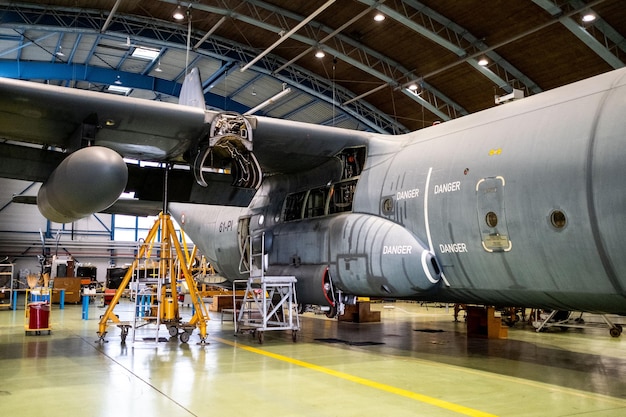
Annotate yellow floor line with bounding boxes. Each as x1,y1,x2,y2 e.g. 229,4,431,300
214,337,498,417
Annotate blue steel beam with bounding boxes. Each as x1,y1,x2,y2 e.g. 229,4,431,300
0,61,249,113
203,60,237,91
0,3,402,133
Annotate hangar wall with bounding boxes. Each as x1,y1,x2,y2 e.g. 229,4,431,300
0,178,138,287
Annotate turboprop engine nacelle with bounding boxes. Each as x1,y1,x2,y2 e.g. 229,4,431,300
327,213,443,297
37,146,128,223
267,212,443,305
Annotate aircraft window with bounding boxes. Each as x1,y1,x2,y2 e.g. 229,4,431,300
283,191,307,221
485,211,498,228
381,197,393,215
550,210,567,229
329,180,357,214
304,187,328,218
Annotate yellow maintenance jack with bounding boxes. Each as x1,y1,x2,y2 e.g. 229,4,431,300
97,212,210,345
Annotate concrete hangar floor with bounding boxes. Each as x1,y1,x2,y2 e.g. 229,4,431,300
1,301,625,417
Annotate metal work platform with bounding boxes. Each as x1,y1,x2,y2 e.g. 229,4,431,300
0,263,14,309
234,232,300,343
234,275,300,343
532,310,623,337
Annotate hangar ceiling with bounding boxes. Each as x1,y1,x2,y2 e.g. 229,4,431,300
0,0,624,136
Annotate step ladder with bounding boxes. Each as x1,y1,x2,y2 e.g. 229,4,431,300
129,253,164,345
234,232,300,344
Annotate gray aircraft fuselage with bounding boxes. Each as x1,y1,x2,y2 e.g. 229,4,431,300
170,68,626,315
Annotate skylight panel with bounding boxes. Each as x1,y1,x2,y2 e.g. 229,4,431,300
131,46,160,60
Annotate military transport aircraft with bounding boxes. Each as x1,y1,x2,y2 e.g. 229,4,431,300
1,67,625,325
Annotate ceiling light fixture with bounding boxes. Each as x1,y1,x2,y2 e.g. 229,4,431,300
581,12,596,23
244,84,292,115
131,46,160,60
155,61,163,72
478,57,489,66
173,4,185,21
114,75,122,85
108,84,131,95
408,83,418,91
374,13,385,22
315,49,325,58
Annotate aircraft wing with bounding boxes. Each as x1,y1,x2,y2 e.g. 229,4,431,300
0,77,207,161
0,74,375,221
247,115,374,174
0,75,374,172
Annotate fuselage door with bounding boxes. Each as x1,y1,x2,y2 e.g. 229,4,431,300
476,176,512,252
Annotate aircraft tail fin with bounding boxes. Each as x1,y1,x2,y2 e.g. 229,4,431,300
179,68,206,110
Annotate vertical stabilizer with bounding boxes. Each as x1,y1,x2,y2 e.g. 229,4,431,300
179,68,206,110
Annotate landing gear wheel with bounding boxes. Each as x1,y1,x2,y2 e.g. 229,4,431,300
325,305,337,318
168,326,178,337
609,325,622,338
180,331,191,344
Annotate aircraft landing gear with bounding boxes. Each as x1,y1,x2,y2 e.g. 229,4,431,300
609,324,622,338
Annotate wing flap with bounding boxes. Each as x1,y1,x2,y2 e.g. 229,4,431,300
0,142,65,182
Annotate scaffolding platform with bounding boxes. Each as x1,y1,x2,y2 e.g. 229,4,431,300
234,276,300,344
233,230,300,343
532,310,623,337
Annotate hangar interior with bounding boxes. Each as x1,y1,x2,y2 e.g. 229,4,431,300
1,1,626,416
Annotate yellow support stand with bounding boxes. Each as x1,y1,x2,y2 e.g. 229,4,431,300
97,212,210,345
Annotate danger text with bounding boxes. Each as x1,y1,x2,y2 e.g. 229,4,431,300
439,243,468,253
397,188,420,200
434,181,461,194
383,245,413,255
